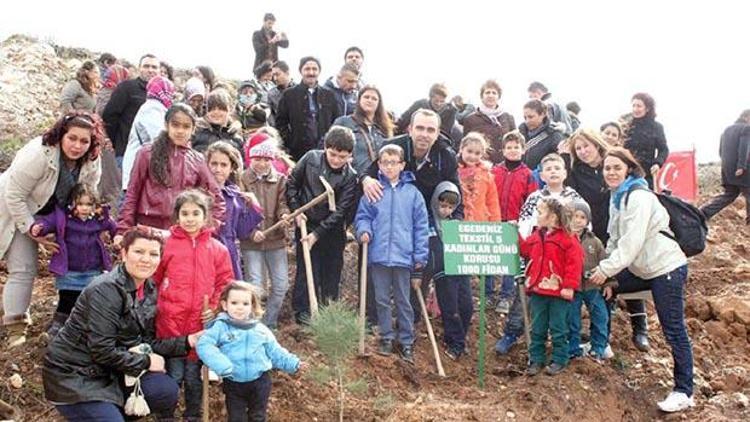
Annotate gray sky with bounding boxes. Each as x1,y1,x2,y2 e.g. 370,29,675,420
2,0,748,162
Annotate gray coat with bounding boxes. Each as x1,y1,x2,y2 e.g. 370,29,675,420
719,122,750,187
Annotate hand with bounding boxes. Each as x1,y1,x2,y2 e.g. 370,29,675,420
31,233,60,254
301,231,318,248
240,192,260,208
103,138,114,152
557,139,569,154
113,234,124,250
99,231,111,243
602,286,614,301
650,164,660,175
414,262,423,270
411,278,422,290
294,213,307,227
736,169,745,177
588,269,607,286
280,213,291,228
360,232,370,244
201,308,215,324
252,230,266,243
362,176,383,203
30,224,42,237
560,288,574,300
188,330,204,348
148,353,165,372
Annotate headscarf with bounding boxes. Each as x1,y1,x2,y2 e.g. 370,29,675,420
102,64,130,89
146,76,175,109
185,77,206,101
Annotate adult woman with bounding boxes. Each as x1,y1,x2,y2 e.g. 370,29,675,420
624,93,669,189
519,99,564,170
589,147,693,413
333,85,393,174
461,80,516,164
43,227,202,421
60,61,99,113
600,121,624,147
0,112,102,347
95,64,131,205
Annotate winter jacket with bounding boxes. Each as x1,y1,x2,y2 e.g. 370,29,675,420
518,185,581,239
117,143,225,234
276,83,341,161
102,77,148,156
334,115,388,174
578,229,607,291
197,313,299,383
458,162,501,222
95,87,114,116
365,134,464,225
267,81,296,127
462,110,516,164
0,137,101,258
519,118,565,170
565,160,611,243
354,171,429,270
520,227,583,300
492,161,537,222
423,181,462,281
544,100,574,136
121,99,167,188
43,265,189,406
218,183,264,279
624,117,669,173
286,150,358,239
235,103,269,132
60,79,96,113
395,99,457,137
240,167,290,251
718,121,750,187
191,119,245,154
153,226,233,357
34,205,116,276
323,77,358,117
252,27,289,69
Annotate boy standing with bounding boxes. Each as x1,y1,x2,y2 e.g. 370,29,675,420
354,145,429,363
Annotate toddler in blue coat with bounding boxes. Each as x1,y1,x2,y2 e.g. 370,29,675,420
197,281,306,421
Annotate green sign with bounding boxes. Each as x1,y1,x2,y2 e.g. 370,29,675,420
443,221,521,276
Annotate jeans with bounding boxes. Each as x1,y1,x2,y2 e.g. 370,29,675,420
242,248,289,328
56,372,178,421
166,357,203,419
700,184,750,224
1,230,38,326
498,275,516,300
292,227,345,322
434,275,472,352
529,294,571,366
222,372,272,422
568,289,609,357
371,264,414,346
614,265,693,396
502,281,526,338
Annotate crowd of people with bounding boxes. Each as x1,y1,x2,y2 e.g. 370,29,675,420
1,11,748,421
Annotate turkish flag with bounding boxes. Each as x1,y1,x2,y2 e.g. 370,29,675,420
655,150,698,201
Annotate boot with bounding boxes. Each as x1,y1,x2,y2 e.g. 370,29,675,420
46,312,70,339
5,322,27,348
626,300,649,351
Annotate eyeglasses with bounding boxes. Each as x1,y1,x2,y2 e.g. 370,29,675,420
379,160,403,168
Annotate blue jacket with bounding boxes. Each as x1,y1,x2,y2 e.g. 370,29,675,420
196,313,300,383
354,171,429,270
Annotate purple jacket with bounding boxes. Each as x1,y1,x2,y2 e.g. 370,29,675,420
35,206,117,276
218,183,263,279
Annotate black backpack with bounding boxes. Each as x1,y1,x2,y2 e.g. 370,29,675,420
625,186,708,257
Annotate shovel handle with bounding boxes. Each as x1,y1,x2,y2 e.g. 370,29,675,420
415,286,446,377
358,243,368,355
300,221,319,317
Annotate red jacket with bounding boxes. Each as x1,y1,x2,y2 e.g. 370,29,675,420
520,227,583,300
153,226,233,357
117,143,225,234
492,162,537,222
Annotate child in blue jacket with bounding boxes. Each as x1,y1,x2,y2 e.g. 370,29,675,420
354,144,430,363
197,281,306,421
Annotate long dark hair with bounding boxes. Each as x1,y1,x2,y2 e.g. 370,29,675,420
42,111,103,162
352,85,393,138
632,92,656,119
150,103,197,186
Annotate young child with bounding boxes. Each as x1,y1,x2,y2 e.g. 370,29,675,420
192,89,245,153
197,281,304,421
354,144,429,363
153,189,234,420
568,198,611,361
239,141,291,329
286,126,358,323
491,131,538,313
206,141,264,280
425,181,473,360
521,197,583,376
31,183,116,337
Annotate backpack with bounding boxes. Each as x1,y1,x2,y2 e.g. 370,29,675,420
625,186,708,257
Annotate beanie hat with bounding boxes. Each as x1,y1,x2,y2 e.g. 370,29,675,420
185,77,206,101
571,198,592,223
248,142,278,160
298,56,321,72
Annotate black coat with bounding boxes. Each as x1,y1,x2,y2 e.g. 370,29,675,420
624,117,669,172
565,160,611,243
252,28,289,69
395,99,457,138
275,84,341,162
43,265,188,406
191,120,245,154
719,122,750,187
102,78,148,156
520,119,564,170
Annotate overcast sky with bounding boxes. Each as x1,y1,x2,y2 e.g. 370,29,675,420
2,0,748,162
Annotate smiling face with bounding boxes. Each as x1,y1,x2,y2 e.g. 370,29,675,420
222,288,255,321
208,151,232,186
632,98,648,119
502,140,524,161
139,57,160,81
166,111,194,147
574,137,602,167
206,107,229,126
601,125,622,146
121,238,162,284
250,156,273,175
460,141,484,166
603,155,629,189
60,126,93,161
408,113,440,158
177,201,207,237
300,60,320,87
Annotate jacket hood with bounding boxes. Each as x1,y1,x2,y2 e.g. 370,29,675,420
430,181,461,237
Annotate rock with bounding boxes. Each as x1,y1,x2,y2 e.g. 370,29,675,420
735,392,750,408
686,297,711,321
718,308,736,324
9,373,23,389
728,322,747,339
506,411,516,419
704,321,733,344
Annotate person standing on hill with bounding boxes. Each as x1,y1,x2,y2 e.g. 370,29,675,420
623,92,669,189
60,61,99,113
462,80,516,164
252,13,289,69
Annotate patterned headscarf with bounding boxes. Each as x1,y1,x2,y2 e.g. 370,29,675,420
146,76,175,109
102,64,130,89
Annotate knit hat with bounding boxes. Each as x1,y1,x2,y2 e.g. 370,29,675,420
571,198,592,223
247,142,277,160
184,77,206,101
298,56,321,72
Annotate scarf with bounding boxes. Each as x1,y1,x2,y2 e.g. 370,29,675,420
612,175,649,210
146,76,175,109
478,104,505,126
103,65,130,89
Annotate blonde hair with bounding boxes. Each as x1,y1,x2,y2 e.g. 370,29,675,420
567,128,610,165
219,281,264,318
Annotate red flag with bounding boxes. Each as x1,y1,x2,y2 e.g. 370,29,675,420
655,150,698,201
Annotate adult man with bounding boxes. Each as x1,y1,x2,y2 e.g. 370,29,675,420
527,81,574,136
252,13,289,69
344,46,364,70
102,53,159,163
396,83,457,137
701,109,750,224
267,60,296,127
275,56,341,161
323,63,359,117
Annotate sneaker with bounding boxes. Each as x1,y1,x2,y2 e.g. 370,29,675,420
633,334,650,352
398,344,415,364
545,362,566,376
494,298,511,314
527,362,544,376
602,345,614,359
494,333,518,355
657,392,695,413
378,339,393,356
443,347,462,361
579,342,592,356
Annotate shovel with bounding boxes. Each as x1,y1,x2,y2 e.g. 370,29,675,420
262,176,336,237
300,219,319,318
414,284,446,377
358,242,368,356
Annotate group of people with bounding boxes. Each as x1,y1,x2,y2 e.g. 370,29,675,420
1,11,747,421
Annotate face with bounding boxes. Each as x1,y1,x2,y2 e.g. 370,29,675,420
523,108,544,130
408,114,440,157
325,148,352,170
574,137,602,166
359,89,379,116
536,202,558,228
160,65,170,78
191,68,205,81
250,157,273,175
337,70,359,93
603,156,629,189
632,99,648,118
438,200,456,219
121,238,161,283
188,95,204,113
86,68,100,84
139,57,160,81
430,95,447,112
206,107,229,126
300,61,320,87
74,194,95,219
166,111,194,146
528,89,544,100
263,19,275,30
502,141,524,161
460,141,484,165
208,151,233,185
601,125,622,146
177,202,207,236
272,68,290,87
571,210,589,233
222,289,255,320
61,126,92,161
540,160,567,187
378,153,405,182
259,71,273,83
481,88,499,108
345,51,363,69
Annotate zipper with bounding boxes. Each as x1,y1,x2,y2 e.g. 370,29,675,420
387,184,396,265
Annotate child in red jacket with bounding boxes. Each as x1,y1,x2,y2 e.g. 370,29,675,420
521,197,583,377
153,189,234,420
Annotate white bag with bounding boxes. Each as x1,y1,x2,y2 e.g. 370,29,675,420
124,371,150,417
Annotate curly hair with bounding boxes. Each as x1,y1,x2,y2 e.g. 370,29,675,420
42,111,103,162
206,141,243,183
631,92,656,119
150,103,197,186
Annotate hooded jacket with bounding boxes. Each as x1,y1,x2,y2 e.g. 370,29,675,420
218,183,264,279
492,161,537,222
424,181,462,281
520,227,583,300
